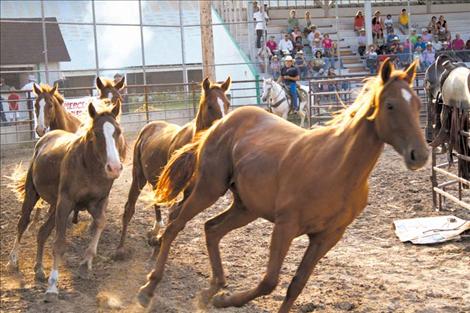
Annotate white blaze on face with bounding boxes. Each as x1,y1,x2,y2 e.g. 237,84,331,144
38,98,46,128
107,92,113,99
401,88,412,104
217,97,226,117
103,121,120,166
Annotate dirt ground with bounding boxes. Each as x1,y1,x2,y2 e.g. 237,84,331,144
1,142,469,313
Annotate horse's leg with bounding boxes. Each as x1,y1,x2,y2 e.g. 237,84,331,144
146,205,164,247
7,173,40,272
78,198,107,278
45,195,74,302
34,205,56,282
137,181,226,307
298,101,306,128
278,228,346,313
115,170,146,258
199,196,257,304
212,220,298,308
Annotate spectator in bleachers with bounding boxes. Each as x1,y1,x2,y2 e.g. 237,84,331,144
366,44,378,74
396,45,409,68
357,29,367,57
307,25,321,44
384,14,394,35
304,11,312,31
295,51,307,79
413,46,423,70
291,26,302,42
414,36,426,51
440,41,451,52
257,45,272,73
427,16,437,37
409,29,418,45
432,39,442,51
311,38,323,56
389,36,400,54
421,42,435,69
436,16,450,42
287,10,299,34
451,33,465,50
270,55,281,80
464,40,470,62
266,35,278,55
354,10,365,34
322,34,333,57
253,6,269,49
309,51,326,78
386,29,397,45
279,33,294,55
466,40,470,50
421,29,432,43
403,38,412,53
372,11,384,42
294,36,304,54
398,8,409,35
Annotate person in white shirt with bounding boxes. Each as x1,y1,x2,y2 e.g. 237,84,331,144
21,74,38,121
253,6,269,49
279,33,294,55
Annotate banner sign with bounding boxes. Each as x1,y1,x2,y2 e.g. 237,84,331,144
63,96,94,116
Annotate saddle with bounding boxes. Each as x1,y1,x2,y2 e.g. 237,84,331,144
276,83,306,111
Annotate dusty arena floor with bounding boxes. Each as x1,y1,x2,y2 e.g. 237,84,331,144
1,143,469,313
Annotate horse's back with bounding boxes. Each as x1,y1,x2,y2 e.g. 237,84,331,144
442,67,470,108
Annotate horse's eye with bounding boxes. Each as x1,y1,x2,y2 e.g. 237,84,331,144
387,103,394,110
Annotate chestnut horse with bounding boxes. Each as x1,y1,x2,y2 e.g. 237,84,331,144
115,77,231,258
7,101,126,302
33,76,125,137
137,59,428,311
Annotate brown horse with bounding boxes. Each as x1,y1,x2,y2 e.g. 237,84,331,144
137,59,428,311
96,76,125,104
6,101,126,302
115,76,231,258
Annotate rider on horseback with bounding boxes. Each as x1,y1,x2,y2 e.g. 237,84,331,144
278,55,300,112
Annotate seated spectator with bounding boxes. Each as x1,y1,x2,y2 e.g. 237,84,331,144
279,34,294,55
436,16,450,41
388,36,400,54
464,40,470,62
266,35,278,55
311,38,324,56
257,45,272,72
403,38,412,53
307,24,321,44
409,29,418,45
357,29,367,56
384,14,394,34
366,44,378,74
427,16,437,36
413,46,423,65
287,9,299,33
372,11,384,41
386,29,397,45
398,8,409,34
432,39,442,51
421,42,435,69
451,33,465,50
440,41,450,52
396,45,409,68
304,11,312,31
322,34,333,57
295,51,307,79
414,36,426,51
354,10,365,34
294,36,304,53
281,49,290,61
270,55,281,80
421,29,432,43
291,26,302,42
309,50,326,78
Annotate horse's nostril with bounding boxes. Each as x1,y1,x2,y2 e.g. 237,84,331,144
410,150,416,162
119,164,123,171
106,164,112,172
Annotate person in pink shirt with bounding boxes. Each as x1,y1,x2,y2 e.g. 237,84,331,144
322,34,333,57
451,33,465,50
266,35,278,54
291,26,302,41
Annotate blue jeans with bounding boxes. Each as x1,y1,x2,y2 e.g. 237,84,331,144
289,82,298,111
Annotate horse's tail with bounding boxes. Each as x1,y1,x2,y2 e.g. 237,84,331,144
7,164,28,202
155,132,205,206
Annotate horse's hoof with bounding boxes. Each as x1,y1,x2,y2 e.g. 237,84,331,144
35,269,47,282
212,291,231,308
6,261,19,273
44,291,59,303
147,235,161,247
77,262,90,279
136,288,152,308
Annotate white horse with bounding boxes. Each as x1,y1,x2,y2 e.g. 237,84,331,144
441,63,470,110
261,78,308,128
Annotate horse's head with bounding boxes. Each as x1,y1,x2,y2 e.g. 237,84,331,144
96,76,125,105
373,58,429,170
33,83,62,137
261,78,273,103
196,76,231,130
87,101,126,179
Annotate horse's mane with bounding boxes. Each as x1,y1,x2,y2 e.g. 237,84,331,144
327,70,409,129
39,83,64,104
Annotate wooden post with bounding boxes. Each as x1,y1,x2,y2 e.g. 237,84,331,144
200,0,216,80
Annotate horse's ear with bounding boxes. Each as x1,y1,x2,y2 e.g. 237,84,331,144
404,59,419,85
88,102,97,119
114,76,125,90
33,83,41,96
202,77,211,93
50,83,58,95
96,77,105,91
111,102,121,118
380,58,394,84
220,76,231,92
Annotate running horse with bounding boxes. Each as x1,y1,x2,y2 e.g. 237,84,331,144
114,76,231,259
6,100,126,302
137,59,428,311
